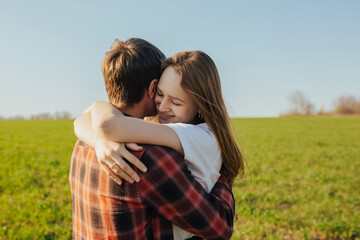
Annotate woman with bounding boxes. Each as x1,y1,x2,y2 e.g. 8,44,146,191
75,50,244,239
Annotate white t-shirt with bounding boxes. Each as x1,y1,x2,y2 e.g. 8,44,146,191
166,122,222,240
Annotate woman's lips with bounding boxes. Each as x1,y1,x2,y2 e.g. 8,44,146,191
159,112,173,120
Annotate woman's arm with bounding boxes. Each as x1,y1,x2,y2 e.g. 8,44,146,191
91,101,184,156
74,111,99,148
74,110,147,184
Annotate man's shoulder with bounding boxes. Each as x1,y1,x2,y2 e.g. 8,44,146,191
140,144,181,157
75,139,91,148
71,139,96,161
135,144,184,166
73,139,95,151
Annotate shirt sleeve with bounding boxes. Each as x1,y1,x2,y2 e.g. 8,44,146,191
166,123,221,191
165,123,217,161
138,145,234,240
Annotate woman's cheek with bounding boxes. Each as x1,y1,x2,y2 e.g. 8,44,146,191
179,107,193,122
154,95,162,105
185,106,199,122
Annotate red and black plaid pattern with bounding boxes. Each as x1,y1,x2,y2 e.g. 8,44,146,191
69,140,235,240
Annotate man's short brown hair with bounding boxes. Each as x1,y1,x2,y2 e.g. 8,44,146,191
102,38,165,107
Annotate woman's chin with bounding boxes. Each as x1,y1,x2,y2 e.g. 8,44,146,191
158,117,175,124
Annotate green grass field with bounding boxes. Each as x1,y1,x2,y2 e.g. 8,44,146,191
0,118,359,239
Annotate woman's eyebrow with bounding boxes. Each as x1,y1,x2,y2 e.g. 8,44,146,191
172,96,185,103
157,86,185,103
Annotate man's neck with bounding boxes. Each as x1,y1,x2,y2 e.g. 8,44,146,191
112,95,155,119
117,107,144,119
113,102,145,119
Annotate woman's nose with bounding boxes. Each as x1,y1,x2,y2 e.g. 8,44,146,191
158,99,169,112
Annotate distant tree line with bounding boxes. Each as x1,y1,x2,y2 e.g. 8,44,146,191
282,91,360,116
0,111,72,120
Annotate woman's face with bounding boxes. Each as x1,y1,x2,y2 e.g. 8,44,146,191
155,66,199,124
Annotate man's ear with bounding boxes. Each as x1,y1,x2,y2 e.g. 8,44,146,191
148,79,158,98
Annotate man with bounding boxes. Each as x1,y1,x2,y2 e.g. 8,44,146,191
69,38,235,239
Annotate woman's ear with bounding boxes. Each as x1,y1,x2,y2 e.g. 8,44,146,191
198,111,204,120
147,79,158,98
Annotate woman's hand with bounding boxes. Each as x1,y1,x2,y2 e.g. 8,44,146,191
94,138,147,185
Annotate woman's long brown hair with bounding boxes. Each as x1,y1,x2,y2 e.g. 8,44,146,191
161,51,245,184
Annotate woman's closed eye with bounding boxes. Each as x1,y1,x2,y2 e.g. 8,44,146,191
156,89,163,97
172,100,182,106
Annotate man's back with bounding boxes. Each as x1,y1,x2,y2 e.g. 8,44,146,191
70,140,173,239
70,140,234,240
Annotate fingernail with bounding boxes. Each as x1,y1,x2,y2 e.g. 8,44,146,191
141,167,147,172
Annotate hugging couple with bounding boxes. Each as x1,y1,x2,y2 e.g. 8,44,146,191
69,38,245,240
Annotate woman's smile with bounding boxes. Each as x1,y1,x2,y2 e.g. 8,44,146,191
158,112,174,121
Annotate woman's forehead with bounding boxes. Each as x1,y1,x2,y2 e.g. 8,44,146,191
158,67,191,102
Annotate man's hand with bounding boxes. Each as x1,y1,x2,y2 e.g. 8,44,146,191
94,139,147,185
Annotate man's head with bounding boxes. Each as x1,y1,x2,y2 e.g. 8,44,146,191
102,38,165,115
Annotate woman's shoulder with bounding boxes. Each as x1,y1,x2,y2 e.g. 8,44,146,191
167,123,215,144
196,122,212,133
166,122,211,133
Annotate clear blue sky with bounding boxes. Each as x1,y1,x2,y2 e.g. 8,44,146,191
1,0,359,118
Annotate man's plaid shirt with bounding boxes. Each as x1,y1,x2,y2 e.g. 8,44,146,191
69,140,235,239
